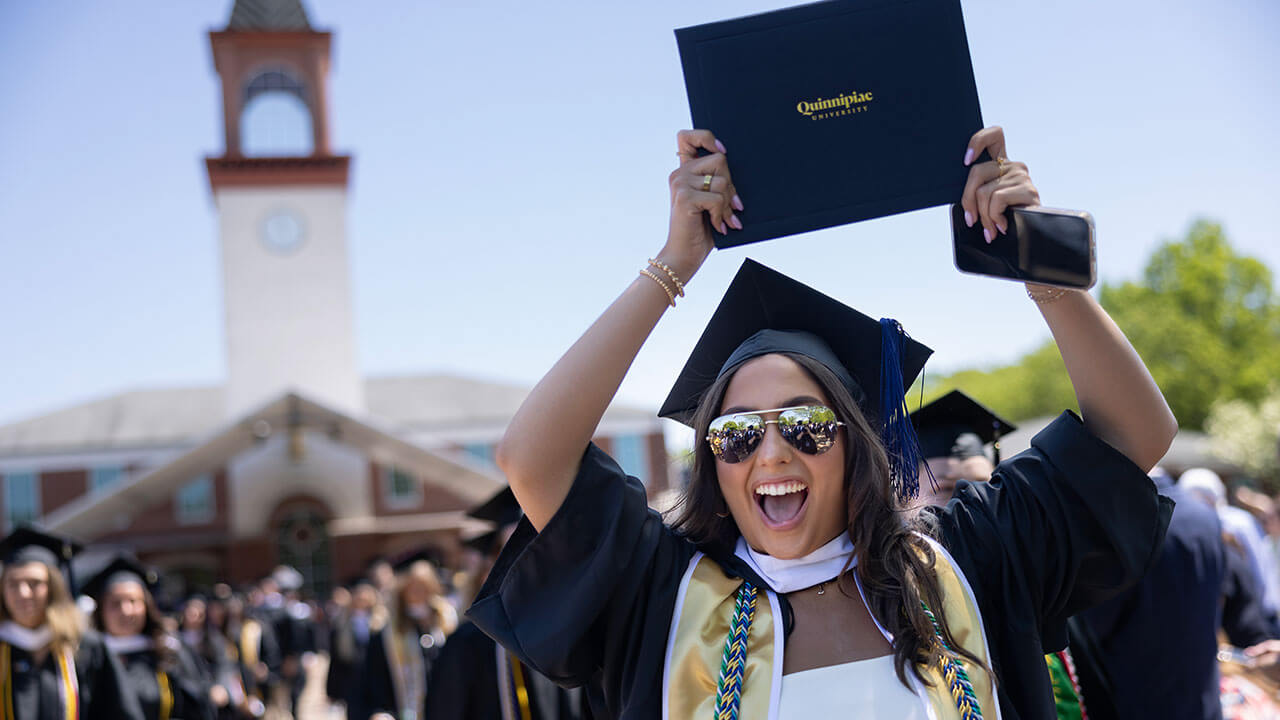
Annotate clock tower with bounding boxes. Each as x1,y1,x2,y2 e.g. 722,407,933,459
206,0,363,419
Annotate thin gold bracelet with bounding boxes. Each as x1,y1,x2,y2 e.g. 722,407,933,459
639,268,676,307
646,258,686,297
1026,285,1072,305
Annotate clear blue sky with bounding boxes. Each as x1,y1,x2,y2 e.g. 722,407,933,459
1,0,1277,430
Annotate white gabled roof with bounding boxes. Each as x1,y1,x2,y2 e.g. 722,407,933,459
42,391,506,538
0,373,659,457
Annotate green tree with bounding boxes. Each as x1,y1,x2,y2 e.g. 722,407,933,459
1100,220,1280,429
922,220,1280,430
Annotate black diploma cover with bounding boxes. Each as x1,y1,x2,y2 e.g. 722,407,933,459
676,0,983,248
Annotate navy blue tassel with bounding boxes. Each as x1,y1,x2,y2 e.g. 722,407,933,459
879,318,925,502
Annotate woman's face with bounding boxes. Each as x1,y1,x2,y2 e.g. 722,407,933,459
182,599,206,629
102,581,148,637
716,354,848,560
2,562,51,629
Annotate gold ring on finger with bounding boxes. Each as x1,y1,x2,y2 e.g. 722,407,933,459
997,156,1009,177
701,174,714,192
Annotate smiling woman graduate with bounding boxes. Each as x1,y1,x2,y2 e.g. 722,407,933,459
0,527,143,720
82,555,216,720
468,127,1178,720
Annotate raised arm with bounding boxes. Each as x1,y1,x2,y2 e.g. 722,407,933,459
960,127,1177,471
496,130,742,529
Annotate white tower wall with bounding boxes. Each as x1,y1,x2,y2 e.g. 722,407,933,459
216,185,364,419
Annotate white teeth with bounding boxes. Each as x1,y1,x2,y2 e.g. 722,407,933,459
754,480,807,496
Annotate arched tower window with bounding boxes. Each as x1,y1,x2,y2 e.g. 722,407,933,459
240,68,314,157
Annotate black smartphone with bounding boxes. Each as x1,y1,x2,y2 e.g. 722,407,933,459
951,204,1096,289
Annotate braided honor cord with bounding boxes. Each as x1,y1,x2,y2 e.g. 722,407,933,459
713,581,758,720
921,602,984,720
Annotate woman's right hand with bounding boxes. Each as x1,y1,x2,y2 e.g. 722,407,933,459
663,129,743,281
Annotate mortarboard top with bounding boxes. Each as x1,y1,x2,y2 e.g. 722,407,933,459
391,547,441,573
81,554,160,601
910,390,1015,460
659,259,932,426
0,526,82,571
462,529,501,555
466,486,522,528
658,259,934,499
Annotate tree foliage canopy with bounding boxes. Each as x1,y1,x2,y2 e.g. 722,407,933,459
921,220,1280,431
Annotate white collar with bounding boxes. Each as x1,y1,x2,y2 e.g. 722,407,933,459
734,532,856,593
0,621,52,652
104,634,152,655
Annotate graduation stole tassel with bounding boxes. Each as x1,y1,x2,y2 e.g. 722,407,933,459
713,581,757,720
0,643,79,720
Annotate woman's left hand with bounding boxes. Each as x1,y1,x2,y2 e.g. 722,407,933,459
959,126,1041,243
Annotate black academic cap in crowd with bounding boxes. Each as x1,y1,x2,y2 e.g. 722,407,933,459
911,390,1015,461
81,554,160,601
658,259,933,499
0,526,85,594
462,529,501,555
392,547,441,573
466,486,522,528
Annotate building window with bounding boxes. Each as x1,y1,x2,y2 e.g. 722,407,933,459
382,466,421,509
614,435,649,486
463,443,495,469
175,474,215,525
240,68,313,157
3,472,40,529
90,467,123,493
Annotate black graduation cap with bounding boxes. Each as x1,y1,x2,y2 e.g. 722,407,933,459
0,526,84,592
392,547,443,573
910,390,1016,463
466,486,522,528
81,554,160,601
462,529,501,555
658,259,933,499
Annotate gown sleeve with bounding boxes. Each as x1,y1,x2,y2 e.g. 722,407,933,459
929,411,1173,718
78,632,145,720
468,443,697,717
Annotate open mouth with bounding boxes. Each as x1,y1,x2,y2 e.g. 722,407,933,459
755,479,809,529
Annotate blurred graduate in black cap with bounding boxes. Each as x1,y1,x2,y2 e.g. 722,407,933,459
363,552,456,720
424,488,592,720
198,591,277,720
82,554,216,720
0,526,143,719
467,126,1179,719
908,390,1015,508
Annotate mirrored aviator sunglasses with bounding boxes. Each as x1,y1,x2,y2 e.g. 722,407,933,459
705,405,845,464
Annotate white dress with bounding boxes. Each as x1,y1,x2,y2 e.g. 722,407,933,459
779,655,926,719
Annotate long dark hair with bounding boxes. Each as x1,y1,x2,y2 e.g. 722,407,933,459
668,352,991,688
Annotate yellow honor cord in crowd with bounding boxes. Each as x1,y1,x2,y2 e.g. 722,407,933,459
0,643,79,720
508,652,533,720
157,670,173,720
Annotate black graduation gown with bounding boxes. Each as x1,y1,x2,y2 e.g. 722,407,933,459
423,620,592,720
327,611,373,720
468,411,1171,720
362,622,442,718
3,630,144,720
114,640,216,720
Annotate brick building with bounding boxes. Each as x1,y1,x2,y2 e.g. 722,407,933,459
0,0,669,595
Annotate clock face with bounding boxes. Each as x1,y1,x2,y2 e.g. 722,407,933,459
261,210,306,255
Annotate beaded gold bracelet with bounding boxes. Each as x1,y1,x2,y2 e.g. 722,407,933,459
646,258,686,297
1026,284,1072,305
640,268,677,307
